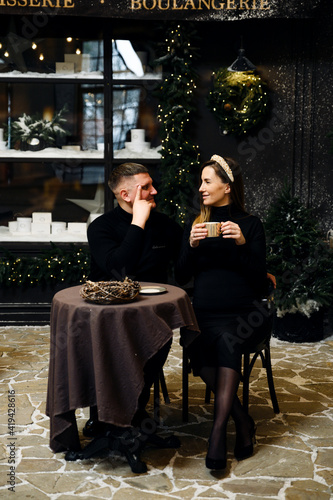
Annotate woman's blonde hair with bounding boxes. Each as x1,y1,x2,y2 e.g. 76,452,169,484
192,157,245,227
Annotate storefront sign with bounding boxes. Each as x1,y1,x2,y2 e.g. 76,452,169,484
0,0,323,19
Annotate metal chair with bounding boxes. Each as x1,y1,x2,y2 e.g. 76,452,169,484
182,274,279,422
153,369,170,419
182,328,280,422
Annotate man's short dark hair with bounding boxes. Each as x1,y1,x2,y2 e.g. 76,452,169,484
108,163,149,193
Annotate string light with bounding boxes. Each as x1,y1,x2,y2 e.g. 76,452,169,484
155,24,200,225
0,247,90,288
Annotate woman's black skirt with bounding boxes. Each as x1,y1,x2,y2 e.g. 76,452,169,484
189,304,273,375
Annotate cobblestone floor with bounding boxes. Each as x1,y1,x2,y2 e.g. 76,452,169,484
0,326,333,499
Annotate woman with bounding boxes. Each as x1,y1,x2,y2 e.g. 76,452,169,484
176,155,270,470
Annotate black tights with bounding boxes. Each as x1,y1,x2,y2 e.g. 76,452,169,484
200,366,252,461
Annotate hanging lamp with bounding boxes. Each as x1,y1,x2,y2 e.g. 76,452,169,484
228,48,256,72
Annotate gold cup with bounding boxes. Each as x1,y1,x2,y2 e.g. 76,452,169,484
205,222,221,238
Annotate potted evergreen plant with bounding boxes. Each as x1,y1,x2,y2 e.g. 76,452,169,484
264,185,333,342
9,106,68,151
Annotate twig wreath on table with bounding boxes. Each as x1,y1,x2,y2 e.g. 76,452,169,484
207,69,270,136
80,277,141,304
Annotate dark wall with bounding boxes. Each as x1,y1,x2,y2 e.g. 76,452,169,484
192,15,333,231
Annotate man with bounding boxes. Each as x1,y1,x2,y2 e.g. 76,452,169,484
84,162,183,434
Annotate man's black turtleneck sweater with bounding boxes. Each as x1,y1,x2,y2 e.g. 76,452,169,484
87,205,183,283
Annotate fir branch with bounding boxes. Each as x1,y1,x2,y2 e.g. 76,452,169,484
264,185,333,316
154,22,201,225
0,245,90,288
10,105,69,148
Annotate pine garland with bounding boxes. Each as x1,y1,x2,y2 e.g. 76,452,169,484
0,245,90,288
154,23,201,225
264,185,333,317
207,69,269,136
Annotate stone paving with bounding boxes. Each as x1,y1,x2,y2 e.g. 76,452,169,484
0,325,333,499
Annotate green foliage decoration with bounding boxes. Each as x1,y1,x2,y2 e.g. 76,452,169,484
207,69,269,136
0,245,90,288
264,185,333,317
9,106,69,149
154,22,201,225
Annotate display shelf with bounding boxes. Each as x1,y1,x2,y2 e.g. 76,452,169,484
0,71,104,83
114,149,161,160
0,148,105,162
0,71,162,85
0,149,162,161
0,226,88,243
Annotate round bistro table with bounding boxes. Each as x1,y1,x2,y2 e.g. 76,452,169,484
46,282,200,453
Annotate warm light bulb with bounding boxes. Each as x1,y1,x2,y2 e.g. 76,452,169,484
39,54,44,61
43,106,54,121
32,43,37,50
4,51,9,57
66,37,72,42
76,48,81,55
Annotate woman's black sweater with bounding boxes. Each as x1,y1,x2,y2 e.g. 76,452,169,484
176,205,268,314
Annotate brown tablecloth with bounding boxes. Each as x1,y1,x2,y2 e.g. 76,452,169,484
46,282,200,452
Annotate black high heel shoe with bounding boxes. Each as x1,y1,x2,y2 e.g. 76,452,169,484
205,455,227,470
234,415,256,461
205,438,227,470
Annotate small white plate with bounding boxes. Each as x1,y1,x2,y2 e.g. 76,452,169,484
140,286,167,295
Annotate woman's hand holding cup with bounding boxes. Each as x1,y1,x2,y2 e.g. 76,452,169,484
190,223,208,247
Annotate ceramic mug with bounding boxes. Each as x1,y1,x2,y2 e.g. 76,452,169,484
205,222,221,238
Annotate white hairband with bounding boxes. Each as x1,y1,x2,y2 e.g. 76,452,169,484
210,154,234,183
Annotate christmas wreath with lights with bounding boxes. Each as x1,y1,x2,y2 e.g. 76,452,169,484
207,69,269,136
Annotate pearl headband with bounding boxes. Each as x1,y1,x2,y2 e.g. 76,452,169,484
210,154,234,183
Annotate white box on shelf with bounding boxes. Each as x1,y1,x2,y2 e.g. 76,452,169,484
64,54,82,72
17,217,32,232
81,54,90,72
62,145,81,152
0,128,6,150
56,62,75,74
131,129,145,142
68,222,87,234
8,221,17,233
31,222,51,234
51,222,67,234
65,54,90,72
32,212,52,224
